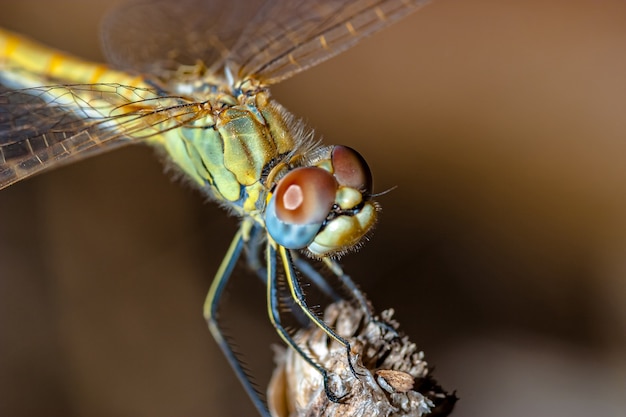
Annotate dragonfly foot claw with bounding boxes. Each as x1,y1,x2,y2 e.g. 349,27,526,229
323,371,351,403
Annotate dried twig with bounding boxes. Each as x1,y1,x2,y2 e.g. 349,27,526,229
268,301,457,417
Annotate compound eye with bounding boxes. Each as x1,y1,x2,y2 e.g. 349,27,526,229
265,167,337,249
332,146,373,195
275,167,337,224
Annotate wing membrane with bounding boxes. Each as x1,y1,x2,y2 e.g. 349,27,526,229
0,83,200,189
101,0,267,80
101,0,430,84
232,0,431,84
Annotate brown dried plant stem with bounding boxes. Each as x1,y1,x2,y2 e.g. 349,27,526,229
268,301,457,417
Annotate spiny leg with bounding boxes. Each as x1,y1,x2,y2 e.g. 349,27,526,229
292,252,342,302
247,226,362,316
266,242,347,403
278,245,361,382
242,222,267,283
203,223,270,417
322,258,375,319
323,257,399,338
243,225,311,327
246,231,342,303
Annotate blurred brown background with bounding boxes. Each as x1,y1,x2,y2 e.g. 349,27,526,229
1,0,625,416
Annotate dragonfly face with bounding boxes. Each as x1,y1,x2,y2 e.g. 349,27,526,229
0,0,432,415
265,145,377,256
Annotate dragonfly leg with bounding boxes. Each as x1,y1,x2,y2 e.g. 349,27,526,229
278,245,362,382
291,255,398,345
243,226,311,327
323,258,399,338
266,242,348,403
203,222,270,417
292,252,343,302
242,222,267,284
253,234,366,316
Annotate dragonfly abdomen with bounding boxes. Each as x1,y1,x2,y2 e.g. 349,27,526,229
0,28,147,91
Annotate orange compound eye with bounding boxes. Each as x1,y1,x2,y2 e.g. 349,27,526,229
275,167,337,224
266,167,337,249
331,146,373,195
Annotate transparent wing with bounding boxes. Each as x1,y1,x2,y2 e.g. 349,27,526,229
0,83,201,189
101,0,267,80
101,0,431,85
231,0,431,84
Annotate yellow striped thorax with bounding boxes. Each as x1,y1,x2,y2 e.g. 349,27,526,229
157,85,297,215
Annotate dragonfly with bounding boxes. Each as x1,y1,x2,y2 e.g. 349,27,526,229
0,0,430,415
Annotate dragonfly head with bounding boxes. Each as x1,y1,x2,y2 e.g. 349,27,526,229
265,146,378,257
